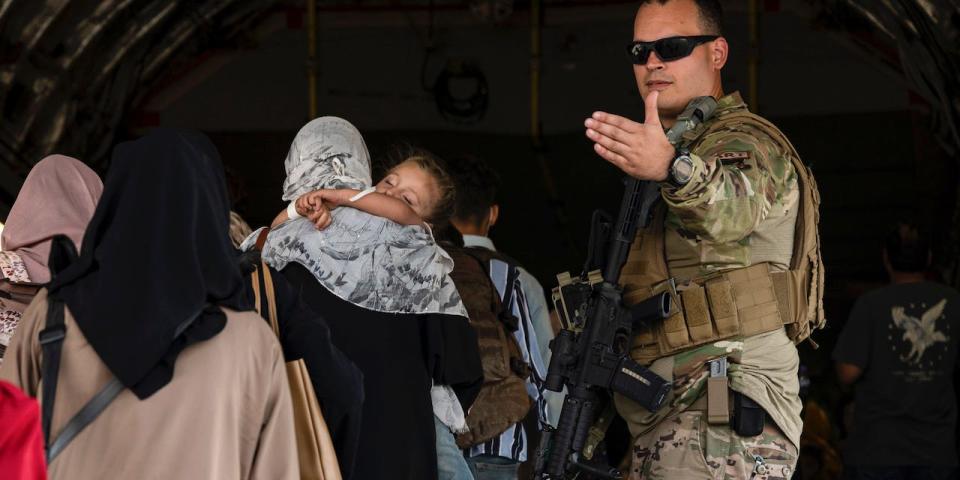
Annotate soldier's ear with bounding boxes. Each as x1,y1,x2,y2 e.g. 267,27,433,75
710,37,729,71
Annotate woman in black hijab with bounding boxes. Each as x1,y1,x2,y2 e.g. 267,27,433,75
0,129,299,479
52,128,251,397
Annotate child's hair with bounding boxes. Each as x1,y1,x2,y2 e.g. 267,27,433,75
386,145,456,227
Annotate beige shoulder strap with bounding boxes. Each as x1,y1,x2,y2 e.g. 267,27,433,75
249,263,281,336
259,262,281,336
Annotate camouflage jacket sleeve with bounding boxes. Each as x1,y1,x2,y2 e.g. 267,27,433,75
660,126,795,243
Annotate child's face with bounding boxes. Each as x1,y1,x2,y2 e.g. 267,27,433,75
375,160,439,220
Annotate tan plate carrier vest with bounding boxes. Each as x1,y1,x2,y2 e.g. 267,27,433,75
621,110,826,366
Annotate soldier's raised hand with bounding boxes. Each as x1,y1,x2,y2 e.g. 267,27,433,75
585,90,675,181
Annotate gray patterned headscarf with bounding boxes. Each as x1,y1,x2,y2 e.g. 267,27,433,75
248,117,467,317
281,116,372,199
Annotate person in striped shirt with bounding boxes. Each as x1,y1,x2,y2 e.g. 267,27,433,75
448,155,560,479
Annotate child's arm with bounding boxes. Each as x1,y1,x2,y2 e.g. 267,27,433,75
271,197,332,230
306,189,422,226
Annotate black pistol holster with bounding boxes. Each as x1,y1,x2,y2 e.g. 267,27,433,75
730,391,766,437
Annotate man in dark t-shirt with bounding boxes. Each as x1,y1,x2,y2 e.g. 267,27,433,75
834,224,960,480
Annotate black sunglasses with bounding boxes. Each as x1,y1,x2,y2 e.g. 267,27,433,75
626,35,719,65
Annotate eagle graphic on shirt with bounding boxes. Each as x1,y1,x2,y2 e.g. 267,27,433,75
891,299,949,365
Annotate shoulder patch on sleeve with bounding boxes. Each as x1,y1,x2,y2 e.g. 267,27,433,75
716,151,751,162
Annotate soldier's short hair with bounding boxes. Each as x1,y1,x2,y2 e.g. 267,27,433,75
884,222,931,273
448,154,501,227
638,0,724,36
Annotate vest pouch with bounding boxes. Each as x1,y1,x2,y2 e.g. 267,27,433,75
651,280,690,351
770,271,798,327
704,278,739,336
658,311,689,351
726,264,783,337
680,285,714,342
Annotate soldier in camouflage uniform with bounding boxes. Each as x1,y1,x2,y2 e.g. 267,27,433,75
583,0,808,478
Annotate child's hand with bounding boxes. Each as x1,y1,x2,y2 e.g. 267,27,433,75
296,191,324,215
297,189,349,213
296,190,338,230
307,203,332,230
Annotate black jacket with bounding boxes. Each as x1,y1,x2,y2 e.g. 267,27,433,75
282,262,483,480
239,252,365,479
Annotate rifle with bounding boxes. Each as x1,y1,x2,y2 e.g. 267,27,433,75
535,97,718,479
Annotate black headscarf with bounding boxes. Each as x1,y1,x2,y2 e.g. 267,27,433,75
49,128,250,399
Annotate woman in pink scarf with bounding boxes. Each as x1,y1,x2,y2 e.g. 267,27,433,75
0,155,102,363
